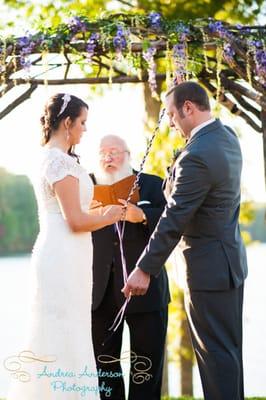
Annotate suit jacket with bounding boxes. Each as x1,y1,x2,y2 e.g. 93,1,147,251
137,119,248,291
91,172,170,312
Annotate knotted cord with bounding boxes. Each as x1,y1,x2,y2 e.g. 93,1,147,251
104,107,166,341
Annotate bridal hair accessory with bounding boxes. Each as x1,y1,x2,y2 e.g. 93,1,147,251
57,94,71,117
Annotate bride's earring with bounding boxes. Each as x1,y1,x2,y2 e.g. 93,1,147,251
66,128,70,142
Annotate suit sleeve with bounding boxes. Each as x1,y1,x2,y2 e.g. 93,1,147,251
136,152,211,276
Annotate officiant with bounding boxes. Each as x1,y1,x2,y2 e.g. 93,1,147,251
90,134,170,400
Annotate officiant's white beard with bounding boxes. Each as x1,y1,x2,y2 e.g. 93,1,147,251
94,155,133,184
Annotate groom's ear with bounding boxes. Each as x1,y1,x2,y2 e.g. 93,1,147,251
183,100,194,115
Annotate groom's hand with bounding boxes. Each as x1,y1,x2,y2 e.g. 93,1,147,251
122,267,150,298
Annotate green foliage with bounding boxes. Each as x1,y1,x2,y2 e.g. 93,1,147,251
1,0,264,36
0,168,38,255
115,0,265,24
2,0,265,28
243,203,266,242
240,201,256,245
144,127,185,178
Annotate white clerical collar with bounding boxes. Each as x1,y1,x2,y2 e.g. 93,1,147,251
190,118,216,140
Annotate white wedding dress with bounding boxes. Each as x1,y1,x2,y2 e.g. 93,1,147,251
7,148,100,399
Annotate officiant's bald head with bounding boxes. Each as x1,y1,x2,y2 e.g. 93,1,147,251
96,135,133,184
100,135,129,152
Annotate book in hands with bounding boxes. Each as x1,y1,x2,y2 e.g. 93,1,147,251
93,175,140,206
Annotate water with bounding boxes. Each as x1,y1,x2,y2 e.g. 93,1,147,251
0,244,265,398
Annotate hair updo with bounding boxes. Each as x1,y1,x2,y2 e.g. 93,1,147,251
40,93,88,159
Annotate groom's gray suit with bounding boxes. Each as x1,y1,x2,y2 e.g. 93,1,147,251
137,119,248,400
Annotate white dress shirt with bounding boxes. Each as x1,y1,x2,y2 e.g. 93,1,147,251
190,118,216,140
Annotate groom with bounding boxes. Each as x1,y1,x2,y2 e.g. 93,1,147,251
123,82,248,400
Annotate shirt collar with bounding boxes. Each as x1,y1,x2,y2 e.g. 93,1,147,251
190,118,216,140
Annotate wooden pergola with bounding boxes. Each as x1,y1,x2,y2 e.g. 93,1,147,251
0,13,265,182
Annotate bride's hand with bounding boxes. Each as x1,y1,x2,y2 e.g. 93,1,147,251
102,205,124,225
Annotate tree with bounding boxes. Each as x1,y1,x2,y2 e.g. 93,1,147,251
0,168,38,255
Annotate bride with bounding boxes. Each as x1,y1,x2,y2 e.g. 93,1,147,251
7,93,123,399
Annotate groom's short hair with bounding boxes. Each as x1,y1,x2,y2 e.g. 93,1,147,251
166,81,210,111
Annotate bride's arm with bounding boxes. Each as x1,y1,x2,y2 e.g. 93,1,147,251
54,176,122,232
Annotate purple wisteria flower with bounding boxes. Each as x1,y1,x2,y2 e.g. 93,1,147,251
248,39,263,48
18,36,30,48
223,43,235,62
148,12,162,29
113,26,128,60
246,39,266,86
68,16,87,34
175,23,190,40
86,33,99,63
255,48,266,86
18,35,35,72
208,21,224,33
113,26,127,50
143,47,157,96
208,20,231,39
173,42,187,82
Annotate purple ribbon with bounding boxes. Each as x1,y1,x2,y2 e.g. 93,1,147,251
108,220,131,333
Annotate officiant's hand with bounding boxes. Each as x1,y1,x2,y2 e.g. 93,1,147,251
122,267,150,298
118,199,145,223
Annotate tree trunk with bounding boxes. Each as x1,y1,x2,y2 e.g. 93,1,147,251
143,81,162,129
161,344,169,396
261,108,266,222
180,312,193,396
261,108,266,190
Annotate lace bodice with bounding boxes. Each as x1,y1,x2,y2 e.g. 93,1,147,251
34,147,93,215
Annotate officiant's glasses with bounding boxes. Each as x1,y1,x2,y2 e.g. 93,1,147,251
99,150,129,160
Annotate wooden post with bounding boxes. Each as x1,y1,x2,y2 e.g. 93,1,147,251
261,107,266,221
161,344,169,397
261,109,266,189
180,308,193,396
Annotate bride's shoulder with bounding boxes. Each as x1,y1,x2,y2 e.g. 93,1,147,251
40,147,83,183
41,147,75,166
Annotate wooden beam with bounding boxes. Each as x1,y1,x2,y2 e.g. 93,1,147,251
200,78,262,133
0,84,37,120
221,74,266,109
3,74,166,86
261,108,266,193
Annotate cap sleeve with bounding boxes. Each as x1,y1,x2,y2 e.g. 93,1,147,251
43,151,81,186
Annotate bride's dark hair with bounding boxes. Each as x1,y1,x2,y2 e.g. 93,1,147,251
40,93,88,161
